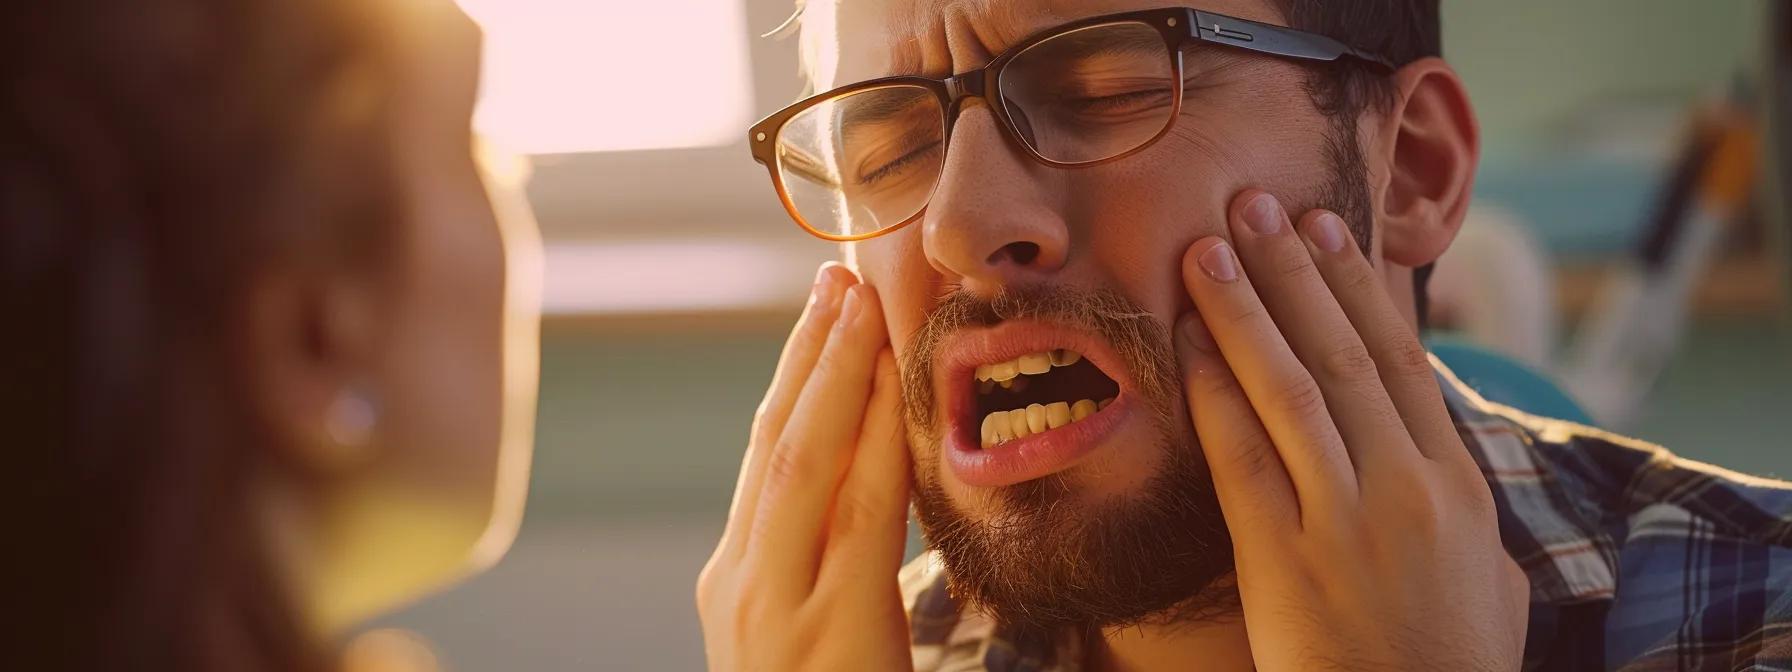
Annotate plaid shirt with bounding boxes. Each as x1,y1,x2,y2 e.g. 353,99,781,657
900,359,1792,671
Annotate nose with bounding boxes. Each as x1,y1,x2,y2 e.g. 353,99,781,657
921,103,1069,294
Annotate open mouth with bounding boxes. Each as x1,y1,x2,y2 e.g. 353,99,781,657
973,349,1121,449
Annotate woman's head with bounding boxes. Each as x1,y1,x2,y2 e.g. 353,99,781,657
3,0,539,668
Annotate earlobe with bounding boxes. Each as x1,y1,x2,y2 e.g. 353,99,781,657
1376,57,1480,268
243,270,385,474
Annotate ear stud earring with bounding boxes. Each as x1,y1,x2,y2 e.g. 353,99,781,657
324,383,381,451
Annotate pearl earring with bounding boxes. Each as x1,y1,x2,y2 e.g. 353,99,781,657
324,383,381,450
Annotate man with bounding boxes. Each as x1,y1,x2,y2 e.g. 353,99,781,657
698,1,1792,670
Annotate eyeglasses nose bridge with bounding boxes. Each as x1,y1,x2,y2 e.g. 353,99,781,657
940,69,996,122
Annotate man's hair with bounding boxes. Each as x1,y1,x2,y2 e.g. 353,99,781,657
1277,0,1444,325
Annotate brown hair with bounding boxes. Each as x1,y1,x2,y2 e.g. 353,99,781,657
1277,0,1445,324
2,1,403,669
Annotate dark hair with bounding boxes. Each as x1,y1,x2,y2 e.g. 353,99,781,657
1277,0,1445,326
2,1,402,670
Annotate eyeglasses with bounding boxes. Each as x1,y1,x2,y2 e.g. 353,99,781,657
747,7,1392,242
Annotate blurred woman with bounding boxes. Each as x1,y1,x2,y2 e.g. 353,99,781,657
2,0,541,669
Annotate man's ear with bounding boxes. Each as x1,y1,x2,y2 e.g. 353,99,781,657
243,267,383,474
1374,57,1479,268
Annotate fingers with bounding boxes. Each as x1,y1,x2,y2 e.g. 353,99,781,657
1174,311,1299,532
1180,235,1356,505
816,348,913,600
721,263,857,558
1291,209,1466,465
1224,191,1417,469
748,283,890,591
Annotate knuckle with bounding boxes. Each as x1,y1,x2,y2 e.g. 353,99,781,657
1317,342,1380,384
764,440,817,490
830,489,886,539
695,563,724,613
1399,482,1452,540
749,409,778,449
811,342,847,380
695,560,743,626
1223,431,1282,481
733,590,774,638
1341,262,1381,294
1224,301,1270,326
731,567,782,623
1402,506,1445,546
1376,330,1435,377
1272,244,1317,282
1455,470,1500,518
1276,375,1330,420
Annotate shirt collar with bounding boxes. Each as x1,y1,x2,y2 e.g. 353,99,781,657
1432,355,1620,605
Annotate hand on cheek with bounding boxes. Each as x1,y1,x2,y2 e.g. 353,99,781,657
697,263,913,672
1172,190,1530,671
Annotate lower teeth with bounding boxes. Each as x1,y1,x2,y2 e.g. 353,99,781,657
979,397,1115,448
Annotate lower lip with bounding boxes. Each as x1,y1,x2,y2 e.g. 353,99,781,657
944,395,1133,488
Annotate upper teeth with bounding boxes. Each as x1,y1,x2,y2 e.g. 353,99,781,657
975,350,1083,382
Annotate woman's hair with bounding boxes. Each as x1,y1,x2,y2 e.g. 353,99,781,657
3,1,405,669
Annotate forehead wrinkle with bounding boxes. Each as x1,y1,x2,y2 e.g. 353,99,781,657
880,0,1069,77
956,0,1066,66
831,0,1283,83
880,0,935,77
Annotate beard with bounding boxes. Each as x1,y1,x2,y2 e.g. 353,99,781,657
896,117,1375,637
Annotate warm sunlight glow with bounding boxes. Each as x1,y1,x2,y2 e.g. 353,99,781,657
456,0,755,154
542,241,816,314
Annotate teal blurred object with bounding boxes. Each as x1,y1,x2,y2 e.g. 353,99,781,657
1428,335,1594,425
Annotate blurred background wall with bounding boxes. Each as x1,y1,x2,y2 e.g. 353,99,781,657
372,1,1792,669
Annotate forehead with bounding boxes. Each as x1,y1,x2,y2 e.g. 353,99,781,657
805,0,1282,88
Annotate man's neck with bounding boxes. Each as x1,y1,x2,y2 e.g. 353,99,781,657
1081,576,1255,672
1087,613,1254,672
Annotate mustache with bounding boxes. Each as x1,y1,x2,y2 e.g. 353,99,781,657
898,284,1182,439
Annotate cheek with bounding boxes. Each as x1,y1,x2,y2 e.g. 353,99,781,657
382,167,508,496
1061,99,1336,312
850,233,933,359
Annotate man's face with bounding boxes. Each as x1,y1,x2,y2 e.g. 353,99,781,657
820,0,1386,631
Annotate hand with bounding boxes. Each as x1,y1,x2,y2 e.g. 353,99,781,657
1173,191,1530,671
696,263,914,672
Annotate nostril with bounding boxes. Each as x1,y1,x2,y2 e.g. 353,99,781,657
988,241,1041,267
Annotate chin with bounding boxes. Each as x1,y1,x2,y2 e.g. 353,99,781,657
311,484,497,632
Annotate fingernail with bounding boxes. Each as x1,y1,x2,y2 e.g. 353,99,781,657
1198,242,1239,283
1177,312,1216,352
812,264,841,306
836,286,863,329
1309,213,1348,253
1243,193,1282,236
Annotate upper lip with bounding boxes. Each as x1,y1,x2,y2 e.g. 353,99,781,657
935,320,1132,431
